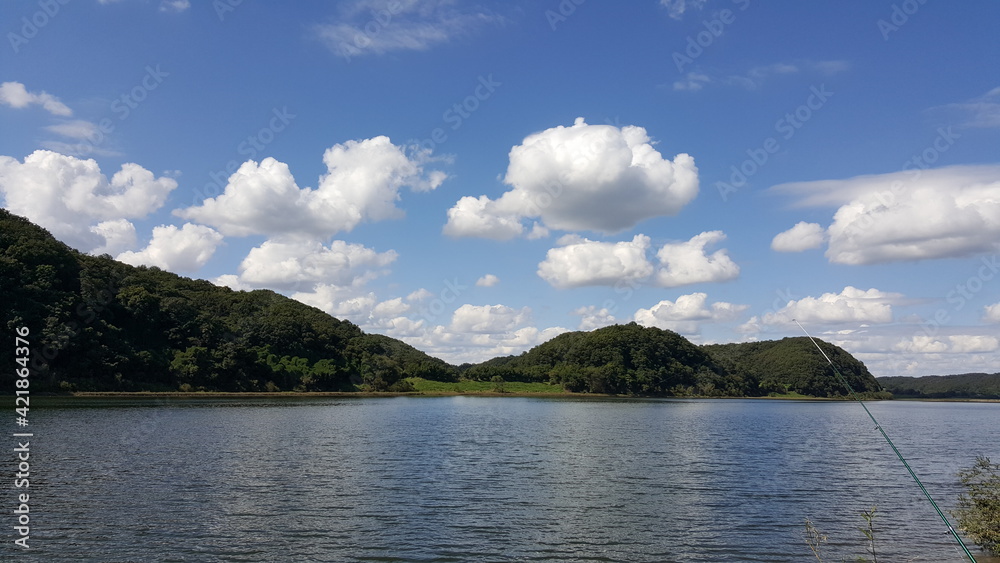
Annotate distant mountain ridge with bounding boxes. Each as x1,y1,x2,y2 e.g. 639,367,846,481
877,373,1000,399
3,209,883,397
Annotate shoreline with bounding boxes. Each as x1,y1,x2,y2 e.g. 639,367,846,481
16,391,996,402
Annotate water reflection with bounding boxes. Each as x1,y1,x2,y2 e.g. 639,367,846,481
17,397,1000,562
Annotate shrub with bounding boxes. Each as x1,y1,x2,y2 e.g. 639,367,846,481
955,456,1000,556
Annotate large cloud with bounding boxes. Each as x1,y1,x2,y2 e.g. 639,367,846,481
634,292,748,335
177,137,446,238
771,164,1000,264
655,230,739,287
771,221,826,252
117,223,224,273
537,234,654,289
444,117,698,238
450,304,530,334
537,231,739,289
234,238,398,291
762,286,900,325
0,150,176,252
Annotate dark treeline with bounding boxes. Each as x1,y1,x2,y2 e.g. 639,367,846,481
4,209,884,397
0,209,456,392
878,373,1000,399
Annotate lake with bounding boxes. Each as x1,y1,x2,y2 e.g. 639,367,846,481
10,396,999,562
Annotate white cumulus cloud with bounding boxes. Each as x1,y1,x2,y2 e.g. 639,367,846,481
771,221,826,252
571,305,618,331
450,304,531,334
117,223,224,273
443,195,524,239
537,234,654,289
948,335,1000,353
90,219,137,256
763,286,900,325
985,302,1000,323
0,82,72,116
444,117,699,238
772,164,1000,264
177,137,446,238
0,150,176,252
476,274,500,287
234,238,397,291
633,292,748,335
655,230,739,287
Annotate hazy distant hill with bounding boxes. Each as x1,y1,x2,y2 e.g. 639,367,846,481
0,209,456,392
877,373,1000,399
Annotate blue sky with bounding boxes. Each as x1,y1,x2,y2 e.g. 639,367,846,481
2,0,999,375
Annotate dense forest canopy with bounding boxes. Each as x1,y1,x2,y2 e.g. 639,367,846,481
0,209,456,392
462,324,884,398
878,373,1000,399
3,209,885,397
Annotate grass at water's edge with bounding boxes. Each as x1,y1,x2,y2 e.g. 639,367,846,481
404,377,565,394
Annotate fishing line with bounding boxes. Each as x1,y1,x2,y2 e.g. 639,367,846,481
793,319,977,562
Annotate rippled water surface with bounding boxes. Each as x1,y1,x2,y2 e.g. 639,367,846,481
12,396,1000,561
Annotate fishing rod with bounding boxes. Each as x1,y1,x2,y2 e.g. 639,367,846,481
793,319,977,563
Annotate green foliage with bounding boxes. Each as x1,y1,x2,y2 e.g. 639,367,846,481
490,374,506,393
465,322,734,396
878,373,1000,399
954,456,1000,556
0,209,457,393
703,337,884,398
404,377,563,394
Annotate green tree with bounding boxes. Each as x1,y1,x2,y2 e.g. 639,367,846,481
955,456,1000,556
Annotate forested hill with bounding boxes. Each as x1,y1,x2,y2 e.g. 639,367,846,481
702,338,884,398
3,209,884,397
460,323,885,398
0,209,457,392
877,373,1000,399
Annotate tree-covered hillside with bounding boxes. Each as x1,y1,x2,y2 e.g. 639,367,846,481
460,323,881,398
3,209,886,398
878,373,1000,399
462,322,739,395
701,337,884,397
0,209,456,392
